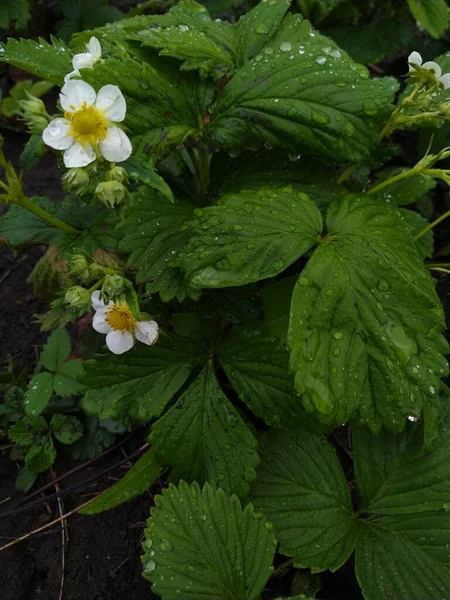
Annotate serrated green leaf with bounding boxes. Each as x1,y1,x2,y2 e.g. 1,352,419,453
371,168,437,206
135,1,236,79
407,0,449,38
20,135,46,172
24,372,54,416
150,363,259,497
142,481,276,600
80,447,161,514
117,193,195,302
251,428,357,572
1,386,25,422
8,415,47,446
53,360,85,397
178,186,322,288
298,0,343,23
0,37,72,85
40,329,71,371
25,434,56,472
210,14,398,163
400,209,434,259
353,411,450,515
213,152,345,211
288,194,448,432
50,414,83,444
123,156,173,201
355,513,450,600
0,0,31,30
82,334,204,422
218,331,303,427
15,467,37,492
234,0,289,63
325,20,413,65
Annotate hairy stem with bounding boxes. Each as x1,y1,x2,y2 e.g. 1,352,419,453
14,194,81,235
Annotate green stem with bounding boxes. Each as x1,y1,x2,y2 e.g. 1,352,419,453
395,111,441,126
414,209,450,241
367,169,416,195
88,277,105,293
15,194,81,235
270,557,294,579
337,164,357,185
429,267,450,275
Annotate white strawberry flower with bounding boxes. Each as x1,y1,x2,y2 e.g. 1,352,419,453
65,37,102,83
42,80,132,168
91,291,159,355
408,51,450,89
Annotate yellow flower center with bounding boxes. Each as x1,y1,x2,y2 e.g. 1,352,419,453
66,102,107,145
105,304,136,333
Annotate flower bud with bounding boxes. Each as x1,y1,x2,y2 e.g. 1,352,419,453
68,255,90,280
64,286,91,310
102,274,126,300
108,166,128,184
62,168,90,194
17,93,51,135
95,180,127,208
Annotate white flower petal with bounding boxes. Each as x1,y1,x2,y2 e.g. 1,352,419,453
64,69,81,83
106,330,134,354
408,51,423,71
95,85,126,122
60,80,96,112
91,290,106,311
42,118,74,150
88,37,102,59
422,61,442,78
63,142,96,168
72,52,96,71
135,321,159,346
93,311,112,334
438,73,450,89
99,127,132,163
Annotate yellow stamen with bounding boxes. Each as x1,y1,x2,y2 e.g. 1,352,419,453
105,304,136,333
68,101,107,146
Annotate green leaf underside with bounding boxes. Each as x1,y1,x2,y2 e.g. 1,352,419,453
406,0,450,38
210,14,397,163
218,332,303,427
251,428,357,572
288,194,448,432
24,372,54,416
81,448,162,514
353,409,450,516
82,334,203,422
150,363,259,497
40,330,71,371
142,482,276,600
0,37,72,85
117,194,196,302
179,186,322,288
355,514,450,600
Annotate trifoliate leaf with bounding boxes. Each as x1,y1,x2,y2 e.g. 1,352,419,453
288,194,448,432
40,329,71,371
325,20,413,65
117,193,195,302
8,416,47,446
0,37,72,85
53,360,85,397
251,428,357,572
50,414,83,444
212,152,346,211
24,372,54,416
218,331,303,427
150,363,259,497
82,334,204,422
355,513,450,600
406,0,450,38
210,14,398,163
142,481,277,600
81,447,162,514
178,186,322,289
25,434,56,472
